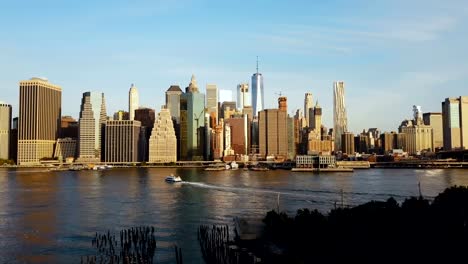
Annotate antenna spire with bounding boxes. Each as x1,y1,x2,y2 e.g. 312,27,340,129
256,56,259,74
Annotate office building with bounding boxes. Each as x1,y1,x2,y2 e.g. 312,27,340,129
380,132,396,154
310,101,322,131
18,77,61,165
213,118,224,160
220,101,237,120
225,116,249,156
135,107,155,161
304,93,313,128
206,84,218,124
165,85,183,123
251,58,264,117
423,112,443,151
78,92,107,162
333,81,348,152
258,97,288,159
341,132,355,155
287,116,295,160
129,84,139,120
0,102,12,160
399,119,433,155
135,108,155,129
9,117,18,163
113,110,128,120
442,96,468,150
182,75,205,160
237,83,251,110
60,116,78,138
104,120,143,163
149,108,177,163
53,138,77,162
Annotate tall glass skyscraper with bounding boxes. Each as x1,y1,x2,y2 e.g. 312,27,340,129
333,81,348,152
251,59,264,117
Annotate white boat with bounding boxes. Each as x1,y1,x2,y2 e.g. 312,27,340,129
230,161,239,170
165,174,182,183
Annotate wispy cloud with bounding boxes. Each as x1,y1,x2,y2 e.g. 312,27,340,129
253,15,459,55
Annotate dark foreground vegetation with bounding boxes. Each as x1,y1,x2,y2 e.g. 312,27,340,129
258,186,468,263
82,186,468,263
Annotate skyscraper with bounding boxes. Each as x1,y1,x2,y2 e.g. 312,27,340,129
251,58,264,117
165,85,183,122
312,101,322,132
0,102,12,160
258,96,288,159
442,96,468,150
333,81,348,152
78,92,107,162
18,77,61,165
135,107,156,161
149,108,177,163
304,93,313,127
206,84,218,124
129,83,139,120
237,83,251,110
104,120,143,163
183,75,205,160
423,112,443,151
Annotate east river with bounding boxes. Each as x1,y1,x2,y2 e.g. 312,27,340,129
0,167,467,263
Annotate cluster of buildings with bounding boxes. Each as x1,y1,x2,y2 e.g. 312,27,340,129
0,69,467,166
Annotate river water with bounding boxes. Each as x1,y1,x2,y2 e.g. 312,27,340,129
0,168,467,263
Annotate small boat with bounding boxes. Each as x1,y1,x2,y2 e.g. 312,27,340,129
230,161,239,170
165,174,182,183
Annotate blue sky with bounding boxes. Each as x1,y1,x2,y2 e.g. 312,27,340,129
1,0,467,133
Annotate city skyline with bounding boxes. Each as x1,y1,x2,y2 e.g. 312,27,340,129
1,1,468,133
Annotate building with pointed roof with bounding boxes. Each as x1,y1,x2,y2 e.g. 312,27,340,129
129,84,139,120
149,108,177,163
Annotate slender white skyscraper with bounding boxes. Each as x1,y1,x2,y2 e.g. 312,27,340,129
129,83,139,120
251,57,264,117
304,92,313,127
333,81,348,152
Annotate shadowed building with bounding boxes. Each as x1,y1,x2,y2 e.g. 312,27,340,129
380,132,396,154
104,120,143,163
54,138,77,162
341,132,355,155
18,77,61,165
0,102,12,160
135,107,155,161
9,117,18,163
60,116,78,138
149,108,177,163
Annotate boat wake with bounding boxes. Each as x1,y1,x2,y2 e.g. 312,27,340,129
182,181,320,203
